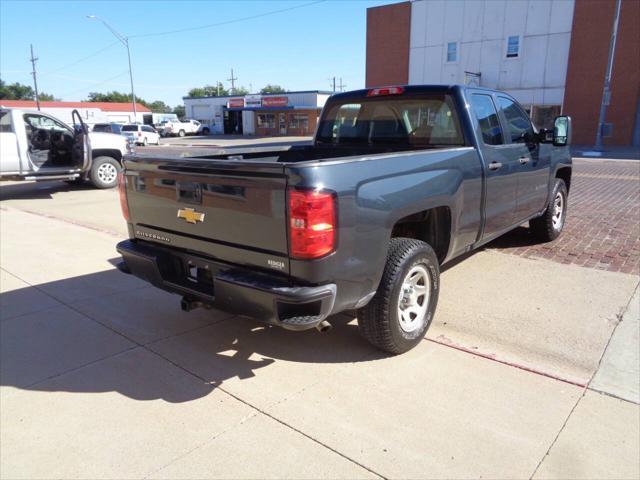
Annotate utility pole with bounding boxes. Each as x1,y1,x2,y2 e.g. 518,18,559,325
595,0,622,150
29,44,41,111
217,81,220,96
332,76,336,93
228,68,238,94
338,78,346,92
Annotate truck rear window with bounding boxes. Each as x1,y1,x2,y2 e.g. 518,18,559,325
122,125,138,132
317,95,465,147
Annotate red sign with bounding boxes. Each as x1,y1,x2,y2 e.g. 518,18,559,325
227,98,244,108
262,96,288,108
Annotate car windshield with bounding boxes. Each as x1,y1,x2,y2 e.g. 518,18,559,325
121,125,138,132
317,94,465,147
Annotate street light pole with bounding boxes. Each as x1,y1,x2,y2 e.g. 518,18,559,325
87,16,137,123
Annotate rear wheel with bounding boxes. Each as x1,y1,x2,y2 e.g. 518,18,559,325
357,238,440,354
89,156,121,189
530,179,567,242
178,129,186,137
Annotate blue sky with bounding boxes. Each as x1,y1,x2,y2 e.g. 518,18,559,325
0,0,394,107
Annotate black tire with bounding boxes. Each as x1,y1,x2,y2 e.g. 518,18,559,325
178,129,186,137
89,156,121,189
202,127,210,135
530,179,568,242
357,238,440,354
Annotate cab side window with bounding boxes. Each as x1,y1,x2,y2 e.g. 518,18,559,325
498,97,534,143
470,94,504,145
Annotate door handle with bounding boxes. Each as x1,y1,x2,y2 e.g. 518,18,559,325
519,156,530,165
488,161,503,171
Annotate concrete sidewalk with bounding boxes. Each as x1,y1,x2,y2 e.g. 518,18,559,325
1,203,638,479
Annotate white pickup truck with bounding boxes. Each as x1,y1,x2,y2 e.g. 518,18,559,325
161,119,205,137
0,108,129,188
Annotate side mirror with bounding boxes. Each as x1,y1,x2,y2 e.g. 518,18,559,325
553,116,571,147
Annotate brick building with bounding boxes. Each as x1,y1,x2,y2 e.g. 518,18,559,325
366,0,640,146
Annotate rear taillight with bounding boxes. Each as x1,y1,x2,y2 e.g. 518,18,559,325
367,86,405,96
118,171,130,222
289,189,336,259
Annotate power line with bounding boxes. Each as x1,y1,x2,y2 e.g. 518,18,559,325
129,0,326,39
57,71,129,98
39,41,120,77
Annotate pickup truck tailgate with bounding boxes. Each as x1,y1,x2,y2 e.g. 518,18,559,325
124,157,289,271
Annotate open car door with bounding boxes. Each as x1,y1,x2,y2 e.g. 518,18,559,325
71,110,91,171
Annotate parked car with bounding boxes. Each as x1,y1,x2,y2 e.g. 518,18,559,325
115,84,572,353
92,122,123,134
0,108,129,188
163,119,201,137
121,124,160,146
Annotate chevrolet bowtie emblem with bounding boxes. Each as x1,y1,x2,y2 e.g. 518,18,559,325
177,208,205,224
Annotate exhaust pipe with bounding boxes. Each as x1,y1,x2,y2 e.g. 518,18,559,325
315,320,332,333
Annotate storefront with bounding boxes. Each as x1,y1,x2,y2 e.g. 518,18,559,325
184,91,332,136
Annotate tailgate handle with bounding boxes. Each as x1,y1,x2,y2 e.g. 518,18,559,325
176,182,202,205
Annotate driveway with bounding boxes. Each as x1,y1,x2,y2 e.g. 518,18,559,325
1,157,638,479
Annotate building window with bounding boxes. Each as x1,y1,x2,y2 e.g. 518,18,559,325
288,114,309,130
446,42,458,62
257,113,276,129
506,36,520,58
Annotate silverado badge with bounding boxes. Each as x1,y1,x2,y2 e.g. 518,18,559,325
177,208,205,224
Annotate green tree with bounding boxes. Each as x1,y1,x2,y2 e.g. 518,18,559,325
187,82,228,98
148,100,171,113
232,86,249,96
173,105,185,118
187,87,206,97
87,91,136,103
0,79,58,101
260,84,286,94
38,92,57,101
0,79,33,100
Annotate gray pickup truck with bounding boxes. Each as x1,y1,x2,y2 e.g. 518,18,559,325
116,85,572,354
